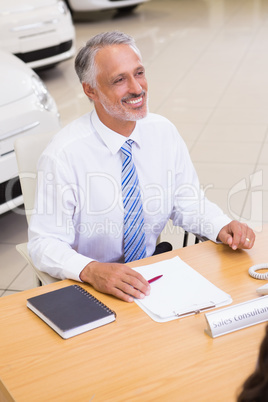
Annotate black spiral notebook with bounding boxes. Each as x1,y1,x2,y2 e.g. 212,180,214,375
27,285,116,339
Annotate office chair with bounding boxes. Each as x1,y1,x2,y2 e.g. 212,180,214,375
14,131,59,286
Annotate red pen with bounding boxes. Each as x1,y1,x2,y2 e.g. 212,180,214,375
148,275,163,284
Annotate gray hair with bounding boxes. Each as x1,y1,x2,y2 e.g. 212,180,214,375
75,31,141,88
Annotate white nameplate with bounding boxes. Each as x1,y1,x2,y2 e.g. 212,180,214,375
205,296,268,338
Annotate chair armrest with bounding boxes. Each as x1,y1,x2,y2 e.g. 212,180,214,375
183,232,208,247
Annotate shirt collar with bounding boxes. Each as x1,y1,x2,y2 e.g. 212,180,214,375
91,109,142,155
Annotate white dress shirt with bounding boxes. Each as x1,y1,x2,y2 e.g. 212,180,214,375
28,110,231,281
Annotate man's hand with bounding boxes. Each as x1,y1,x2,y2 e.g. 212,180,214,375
79,261,150,303
217,221,255,250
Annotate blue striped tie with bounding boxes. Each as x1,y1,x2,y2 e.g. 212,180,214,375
121,140,146,263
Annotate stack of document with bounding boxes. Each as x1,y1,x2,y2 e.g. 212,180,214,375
133,256,232,322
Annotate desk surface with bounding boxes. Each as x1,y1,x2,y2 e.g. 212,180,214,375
1,230,268,402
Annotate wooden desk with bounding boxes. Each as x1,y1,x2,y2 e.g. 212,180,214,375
1,230,268,402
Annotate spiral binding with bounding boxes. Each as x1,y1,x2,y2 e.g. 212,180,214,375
74,285,116,316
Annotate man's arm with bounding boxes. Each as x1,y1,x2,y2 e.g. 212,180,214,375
217,221,255,250
80,261,151,302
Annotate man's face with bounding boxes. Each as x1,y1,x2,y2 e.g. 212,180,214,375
92,44,148,132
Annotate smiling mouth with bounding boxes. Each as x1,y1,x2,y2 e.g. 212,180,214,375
125,97,143,105
122,90,146,107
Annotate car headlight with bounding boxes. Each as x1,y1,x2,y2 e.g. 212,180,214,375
31,74,58,113
57,0,69,15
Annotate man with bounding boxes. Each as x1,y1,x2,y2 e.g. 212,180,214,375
28,31,255,303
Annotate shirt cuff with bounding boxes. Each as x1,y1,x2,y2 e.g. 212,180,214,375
62,253,95,282
209,215,232,243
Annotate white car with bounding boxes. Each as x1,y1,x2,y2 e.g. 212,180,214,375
0,50,61,214
66,0,150,13
0,0,75,69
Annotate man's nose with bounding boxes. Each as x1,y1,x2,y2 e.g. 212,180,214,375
129,77,142,94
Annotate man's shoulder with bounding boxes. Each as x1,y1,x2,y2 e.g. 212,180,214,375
43,113,93,156
55,113,92,140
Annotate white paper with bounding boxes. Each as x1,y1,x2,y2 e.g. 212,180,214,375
133,256,232,322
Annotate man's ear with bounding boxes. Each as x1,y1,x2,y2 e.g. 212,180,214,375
82,82,97,101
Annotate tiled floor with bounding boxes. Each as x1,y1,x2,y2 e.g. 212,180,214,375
1,0,268,297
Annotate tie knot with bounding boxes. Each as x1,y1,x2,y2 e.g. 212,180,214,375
125,139,134,150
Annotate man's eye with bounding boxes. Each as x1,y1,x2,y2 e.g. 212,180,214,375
114,78,124,84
